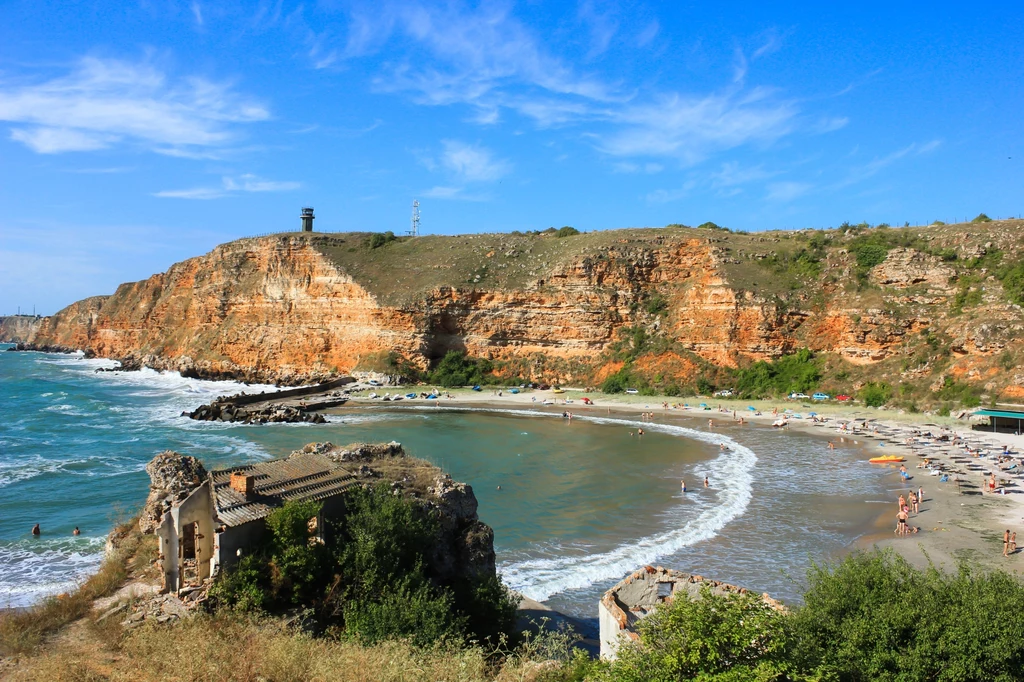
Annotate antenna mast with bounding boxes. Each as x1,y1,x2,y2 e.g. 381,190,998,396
409,199,420,237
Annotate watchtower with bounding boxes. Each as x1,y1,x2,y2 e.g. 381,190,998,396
300,207,315,232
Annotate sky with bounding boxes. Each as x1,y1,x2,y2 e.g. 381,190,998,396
1,1,1022,314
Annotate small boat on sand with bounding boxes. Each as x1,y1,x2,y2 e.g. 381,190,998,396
869,455,906,464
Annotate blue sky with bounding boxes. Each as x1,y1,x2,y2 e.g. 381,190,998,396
1,1,1022,314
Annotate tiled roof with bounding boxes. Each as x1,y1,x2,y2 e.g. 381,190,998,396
211,453,357,527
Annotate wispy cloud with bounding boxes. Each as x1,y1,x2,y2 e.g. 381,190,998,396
191,2,204,27
439,140,510,182
599,88,796,164
0,56,268,155
418,140,508,201
834,140,942,188
155,174,300,199
766,180,811,202
325,3,809,166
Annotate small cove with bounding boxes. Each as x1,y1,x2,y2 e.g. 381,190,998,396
0,347,893,620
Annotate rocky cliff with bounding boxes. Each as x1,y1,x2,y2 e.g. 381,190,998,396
7,220,1024,402
0,315,45,344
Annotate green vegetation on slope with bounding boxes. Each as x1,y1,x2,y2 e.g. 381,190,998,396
210,487,517,647
601,550,1024,682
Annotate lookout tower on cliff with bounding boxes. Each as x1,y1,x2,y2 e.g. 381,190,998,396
300,207,315,232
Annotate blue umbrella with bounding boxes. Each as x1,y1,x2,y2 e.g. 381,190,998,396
747,406,757,411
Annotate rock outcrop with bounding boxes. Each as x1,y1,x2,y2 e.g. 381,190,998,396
11,220,1024,398
186,401,327,424
139,451,208,534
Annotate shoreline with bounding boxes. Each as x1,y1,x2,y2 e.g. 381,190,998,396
333,387,1024,582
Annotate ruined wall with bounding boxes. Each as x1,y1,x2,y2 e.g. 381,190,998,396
599,565,784,660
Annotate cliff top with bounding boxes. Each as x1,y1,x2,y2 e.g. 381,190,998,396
228,219,1024,307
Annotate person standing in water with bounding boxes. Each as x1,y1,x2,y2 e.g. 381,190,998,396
704,475,709,488
680,479,686,493
31,523,40,536
73,527,81,536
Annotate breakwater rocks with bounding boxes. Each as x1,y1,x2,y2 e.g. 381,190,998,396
185,401,327,424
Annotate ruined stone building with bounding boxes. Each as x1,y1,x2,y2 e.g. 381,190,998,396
140,442,495,595
598,565,784,660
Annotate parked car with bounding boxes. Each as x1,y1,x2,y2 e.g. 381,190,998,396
625,388,639,395
836,394,852,402
788,392,810,399
812,392,830,401
713,389,734,397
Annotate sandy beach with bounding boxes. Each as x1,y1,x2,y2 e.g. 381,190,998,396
336,386,1024,578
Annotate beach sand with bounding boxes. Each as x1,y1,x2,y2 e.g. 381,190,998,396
335,386,1024,578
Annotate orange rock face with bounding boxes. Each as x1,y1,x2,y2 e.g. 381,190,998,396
6,224,1023,392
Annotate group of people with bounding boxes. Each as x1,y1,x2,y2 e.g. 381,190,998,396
30,524,80,536
895,489,923,536
680,476,709,493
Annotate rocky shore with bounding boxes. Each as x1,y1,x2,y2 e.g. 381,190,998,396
185,401,328,424
6,342,92,356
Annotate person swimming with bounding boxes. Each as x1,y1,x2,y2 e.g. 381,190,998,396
73,526,81,536
31,523,40,536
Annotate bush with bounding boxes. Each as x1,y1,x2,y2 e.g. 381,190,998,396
793,550,1024,680
851,242,890,269
211,486,517,648
555,226,580,238
734,348,821,399
859,381,892,407
427,351,495,387
600,588,806,682
972,213,993,223
367,231,397,249
998,260,1024,305
601,371,629,394
601,550,1024,682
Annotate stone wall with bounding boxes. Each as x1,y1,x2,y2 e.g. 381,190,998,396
598,565,784,660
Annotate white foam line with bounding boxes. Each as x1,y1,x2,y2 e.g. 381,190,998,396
375,404,757,601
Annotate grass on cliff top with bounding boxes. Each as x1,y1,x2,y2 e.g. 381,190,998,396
262,219,1024,307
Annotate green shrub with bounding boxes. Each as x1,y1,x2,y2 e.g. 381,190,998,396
859,381,892,407
998,260,1024,305
697,221,729,231
851,242,889,269
601,371,629,394
972,213,993,223
734,348,821,399
644,293,668,316
555,226,580,238
367,231,397,249
211,487,517,647
793,550,1024,681
600,588,806,682
427,351,496,387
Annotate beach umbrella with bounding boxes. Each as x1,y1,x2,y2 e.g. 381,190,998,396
700,402,708,407
747,406,757,411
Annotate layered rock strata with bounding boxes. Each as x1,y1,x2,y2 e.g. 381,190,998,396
5,222,1024,394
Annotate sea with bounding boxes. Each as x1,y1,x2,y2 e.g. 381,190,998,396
0,345,895,622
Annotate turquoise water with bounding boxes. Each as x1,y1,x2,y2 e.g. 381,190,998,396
0,346,894,619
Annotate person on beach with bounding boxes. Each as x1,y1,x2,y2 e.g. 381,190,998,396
704,475,710,488
73,526,80,536
827,441,835,450
1005,530,1011,557
898,494,906,512
681,479,686,493
708,419,714,429
31,523,40,536
1010,531,1017,554
896,509,909,536
909,492,918,514
918,486,924,504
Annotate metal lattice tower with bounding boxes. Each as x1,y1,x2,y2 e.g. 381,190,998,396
409,199,420,237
